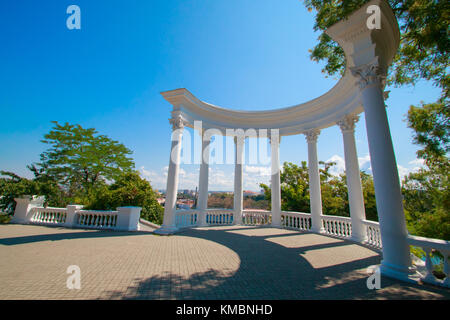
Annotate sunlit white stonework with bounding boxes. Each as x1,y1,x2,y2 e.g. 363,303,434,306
155,0,450,287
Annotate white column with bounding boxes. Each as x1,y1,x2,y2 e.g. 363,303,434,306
155,115,185,235
337,115,366,242
270,131,281,227
305,129,324,233
351,61,412,278
233,136,244,225
198,130,211,227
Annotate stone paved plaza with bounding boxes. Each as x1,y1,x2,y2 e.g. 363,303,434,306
0,224,448,300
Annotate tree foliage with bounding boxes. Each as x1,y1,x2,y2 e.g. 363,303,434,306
304,0,449,98
1,122,164,224
86,172,164,225
29,121,135,194
403,103,450,240
260,161,379,221
0,171,40,214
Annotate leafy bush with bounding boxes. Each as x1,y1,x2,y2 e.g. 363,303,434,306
85,172,164,225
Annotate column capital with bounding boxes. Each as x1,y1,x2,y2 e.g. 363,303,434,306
337,114,360,133
268,130,281,144
304,129,320,144
169,114,186,131
350,58,386,90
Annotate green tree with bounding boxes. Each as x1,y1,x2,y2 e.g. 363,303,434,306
1,122,164,224
304,1,449,98
30,121,135,196
402,102,449,240
86,172,164,224
260,161,378,220
0,171,40,214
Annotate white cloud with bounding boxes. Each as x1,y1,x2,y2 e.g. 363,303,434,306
358,154,372,173
243,165,271,191
244,165,271,176
397,158,426,180
323,154,426,181
208,168,234,190
139,166,168,190
325,155,346,176
397,165,410,180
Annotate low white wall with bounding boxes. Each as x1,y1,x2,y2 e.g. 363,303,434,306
12,196,141,232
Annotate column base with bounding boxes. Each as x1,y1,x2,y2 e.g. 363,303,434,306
379,260,419,284
10,218,28,224
351,234,367,243
271,222,281,228
154,225,178,235
311,226,326,234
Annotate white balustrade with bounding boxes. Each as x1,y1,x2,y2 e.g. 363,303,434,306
362,219,382,249
242,210,271,226
13,197,141,231
30,207,67,225
281,211,311,231
175,210,199,228
322,215,352,238
75,210,119,229
407,235,450,288
206,209,234,225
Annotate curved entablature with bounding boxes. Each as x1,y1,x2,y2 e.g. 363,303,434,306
161,0,399,137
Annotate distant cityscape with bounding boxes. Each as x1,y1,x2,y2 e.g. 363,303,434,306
156,189,265,210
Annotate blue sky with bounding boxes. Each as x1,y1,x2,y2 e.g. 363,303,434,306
0,0,441,191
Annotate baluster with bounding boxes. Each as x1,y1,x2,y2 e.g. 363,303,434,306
443,252,449,287
423,248,435,283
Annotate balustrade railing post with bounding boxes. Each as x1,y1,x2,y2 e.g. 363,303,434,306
66,205,83,228
12,196,45,224
117,207,142,231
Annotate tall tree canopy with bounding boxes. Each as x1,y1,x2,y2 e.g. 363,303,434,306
29,121,135,192
304,0,449,100
1,122,164,224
